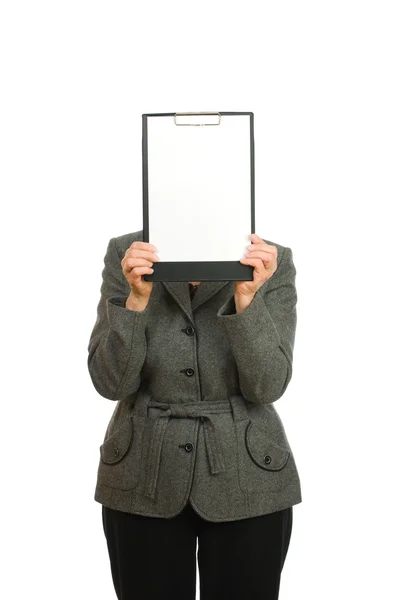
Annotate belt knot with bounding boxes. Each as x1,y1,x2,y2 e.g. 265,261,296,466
143,400,232,499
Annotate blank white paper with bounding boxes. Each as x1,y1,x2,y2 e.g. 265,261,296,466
146,113,253,262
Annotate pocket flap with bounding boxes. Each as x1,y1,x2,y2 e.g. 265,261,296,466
245,421,290,471
100,417,133,465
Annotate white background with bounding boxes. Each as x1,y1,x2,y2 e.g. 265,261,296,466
1,1,397,599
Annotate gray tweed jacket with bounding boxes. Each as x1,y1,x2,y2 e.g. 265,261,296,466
87,229,302,522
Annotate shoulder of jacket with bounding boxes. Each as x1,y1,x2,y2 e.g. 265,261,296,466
112,230,144,258
261,238,291,265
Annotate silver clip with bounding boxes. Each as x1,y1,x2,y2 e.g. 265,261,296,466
174,112,221,126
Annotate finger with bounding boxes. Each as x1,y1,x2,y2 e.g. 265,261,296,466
240,256,268,278
249,233,265,244
128,241,158,252
247,243,277,257
242,253,274,272
244,250,275,264
122,257,154,275
124,248,160,262
240,256,265,269
247,243,272,250
131,266,154,277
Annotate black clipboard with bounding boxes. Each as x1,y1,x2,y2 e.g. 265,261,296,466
142,111,255,282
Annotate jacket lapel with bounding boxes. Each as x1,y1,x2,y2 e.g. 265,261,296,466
162,280,231,321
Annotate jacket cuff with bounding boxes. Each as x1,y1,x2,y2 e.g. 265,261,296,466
217,291,282,356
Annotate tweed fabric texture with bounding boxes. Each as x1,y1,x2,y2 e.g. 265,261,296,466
87,230,302,521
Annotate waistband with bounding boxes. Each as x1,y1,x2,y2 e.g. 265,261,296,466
132,394,249,500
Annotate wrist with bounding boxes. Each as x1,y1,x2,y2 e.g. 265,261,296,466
234,293,255,314
126,291,149,312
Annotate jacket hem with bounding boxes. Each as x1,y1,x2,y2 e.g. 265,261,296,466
94,483,302,522
94,484,193,520
188,491,302,522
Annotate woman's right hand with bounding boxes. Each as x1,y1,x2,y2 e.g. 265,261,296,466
121,240,160,301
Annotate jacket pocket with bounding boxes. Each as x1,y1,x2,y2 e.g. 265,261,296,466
100,417,133,465
245,420,290,471
97,415,141,490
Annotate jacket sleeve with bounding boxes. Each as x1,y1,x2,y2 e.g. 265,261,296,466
216,245,297,405
87,236,150,401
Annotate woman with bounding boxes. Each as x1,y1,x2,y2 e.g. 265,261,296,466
87,230,302,600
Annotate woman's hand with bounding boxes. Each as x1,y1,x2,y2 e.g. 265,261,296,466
121,241,160,301
236,233,278,301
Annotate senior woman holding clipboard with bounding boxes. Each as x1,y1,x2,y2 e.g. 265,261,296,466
87,112,302,600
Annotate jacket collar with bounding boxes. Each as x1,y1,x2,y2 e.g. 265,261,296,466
161,280,232,320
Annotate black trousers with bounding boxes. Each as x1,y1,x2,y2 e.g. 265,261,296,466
102,500,293,600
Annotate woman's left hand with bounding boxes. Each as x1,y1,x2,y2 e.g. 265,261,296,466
236,233,278,298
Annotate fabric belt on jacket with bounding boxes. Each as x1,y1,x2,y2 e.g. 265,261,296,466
143,399,236,500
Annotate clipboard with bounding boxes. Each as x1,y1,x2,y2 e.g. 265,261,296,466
142,111,255,282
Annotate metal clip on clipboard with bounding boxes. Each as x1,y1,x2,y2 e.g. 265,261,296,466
174,112,221,126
